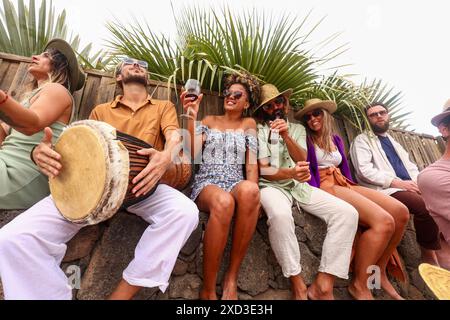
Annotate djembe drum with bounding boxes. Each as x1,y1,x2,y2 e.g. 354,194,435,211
49,120,191,226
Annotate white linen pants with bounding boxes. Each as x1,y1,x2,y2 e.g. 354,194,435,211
260,186,358,279
0,184,199,300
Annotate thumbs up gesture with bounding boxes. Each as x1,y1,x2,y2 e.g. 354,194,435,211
32,127,62,178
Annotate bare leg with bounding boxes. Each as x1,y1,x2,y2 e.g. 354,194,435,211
222,181,261,300
353,186,408,300
197,185,236,300
307,272,335,300
290,274,308,300
108,280,141,300
333,185,395,300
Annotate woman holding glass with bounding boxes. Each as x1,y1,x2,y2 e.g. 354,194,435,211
181,73,261,300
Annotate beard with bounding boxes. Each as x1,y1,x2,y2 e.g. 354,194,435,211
371,120,390,134
263,109,286,122
122,73,148,86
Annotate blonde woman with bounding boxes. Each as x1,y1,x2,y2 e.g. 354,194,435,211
0,38,85,209
296,99,409,300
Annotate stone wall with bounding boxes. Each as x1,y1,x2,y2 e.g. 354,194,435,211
0,204,435,300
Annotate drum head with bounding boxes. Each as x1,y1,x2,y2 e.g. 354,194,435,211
50,125,108,221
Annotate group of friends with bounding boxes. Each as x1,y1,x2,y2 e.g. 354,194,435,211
0,39,449,300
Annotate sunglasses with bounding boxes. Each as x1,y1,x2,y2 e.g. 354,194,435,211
223,89,244,100
368,110,388,118
123,57,148,70
303,109,323,122
262,96,285,111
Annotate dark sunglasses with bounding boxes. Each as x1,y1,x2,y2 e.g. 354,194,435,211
303,109,323,122
368,110,388,118
223,90,244,100
262,96,285,111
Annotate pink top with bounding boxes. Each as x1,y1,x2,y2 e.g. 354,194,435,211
418,158,450,242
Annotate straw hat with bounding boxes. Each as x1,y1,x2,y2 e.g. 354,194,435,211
431,99,450,127
418,263,450,300
44,38,86,92
294,98,337,121
254,84,293,113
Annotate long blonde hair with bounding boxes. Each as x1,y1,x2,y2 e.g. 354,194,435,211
305,109,337,153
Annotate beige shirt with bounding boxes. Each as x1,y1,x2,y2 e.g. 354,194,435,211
89,95,179,151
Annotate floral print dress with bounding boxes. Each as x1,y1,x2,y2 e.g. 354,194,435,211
190,124,258,201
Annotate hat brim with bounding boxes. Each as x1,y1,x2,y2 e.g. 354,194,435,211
431,111,450,127
253,88,293,113
45,38,85,92
294,100,337,121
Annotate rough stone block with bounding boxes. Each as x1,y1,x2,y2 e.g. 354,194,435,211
63,225,101,263
303,213,327,256
254,289,291,300
77,212,148,300
168,274,202,300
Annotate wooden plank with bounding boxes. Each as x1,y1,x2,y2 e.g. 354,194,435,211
0,52,32,63
0,61,19,92
77,75,102,120
7,62,35,102
95,76,117,106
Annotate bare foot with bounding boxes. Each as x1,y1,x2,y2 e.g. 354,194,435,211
221,275,238,300
307,282,334,300
348,282,374,300
290,275,308,300
200,289,218,300
380,273,405,300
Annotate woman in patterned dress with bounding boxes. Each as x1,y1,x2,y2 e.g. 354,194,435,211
181,72,261,300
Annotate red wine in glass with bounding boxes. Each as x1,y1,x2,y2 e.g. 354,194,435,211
185,79,201,101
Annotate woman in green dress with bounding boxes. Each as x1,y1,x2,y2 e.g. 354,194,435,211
0,39,85,209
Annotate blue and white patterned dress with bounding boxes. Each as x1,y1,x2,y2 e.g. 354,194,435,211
190,124,258,201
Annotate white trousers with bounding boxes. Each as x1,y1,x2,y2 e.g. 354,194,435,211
0,184,199,300
260,186,358,279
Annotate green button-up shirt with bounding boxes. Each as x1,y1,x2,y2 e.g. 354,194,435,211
257,121,312,204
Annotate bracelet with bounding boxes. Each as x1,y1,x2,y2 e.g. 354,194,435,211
30,145,38,165
0,93,8,105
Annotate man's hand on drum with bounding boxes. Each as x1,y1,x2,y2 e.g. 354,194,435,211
132,148,172,197
32,127,62,179
180,91,203,119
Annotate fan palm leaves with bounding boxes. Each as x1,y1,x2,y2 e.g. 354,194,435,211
107,4,408,131
0,0,111,70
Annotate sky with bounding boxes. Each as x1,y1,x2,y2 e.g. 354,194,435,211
46,0,450,136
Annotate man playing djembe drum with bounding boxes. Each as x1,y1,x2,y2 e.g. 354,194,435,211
0,58,199,300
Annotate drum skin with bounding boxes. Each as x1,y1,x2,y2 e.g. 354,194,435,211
50,120,192,226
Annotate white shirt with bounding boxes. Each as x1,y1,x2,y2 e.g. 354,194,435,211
315,146,343,169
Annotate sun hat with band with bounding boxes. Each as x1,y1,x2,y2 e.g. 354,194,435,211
431,99,450,127
294,98,337,121
44,38,86,93
253,84,293,114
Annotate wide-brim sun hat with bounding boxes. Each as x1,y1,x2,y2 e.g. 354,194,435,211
294,98,337,121
44,38,86,92
418,263,450,300
431,99,450,127
253,84,293,113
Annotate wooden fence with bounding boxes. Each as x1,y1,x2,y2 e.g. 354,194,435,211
0,52,444,170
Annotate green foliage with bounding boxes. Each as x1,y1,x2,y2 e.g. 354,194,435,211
0,0,111,70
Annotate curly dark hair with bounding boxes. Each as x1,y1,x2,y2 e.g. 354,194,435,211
223,71,261,108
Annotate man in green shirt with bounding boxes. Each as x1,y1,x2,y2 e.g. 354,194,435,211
254,84,358,300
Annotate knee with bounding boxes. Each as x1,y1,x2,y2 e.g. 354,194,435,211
395,203,410,227
267,209,294,229
335,203,359,231
210,193,235,214
235,181,260,204
183,199,200,229
374,214,396,237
